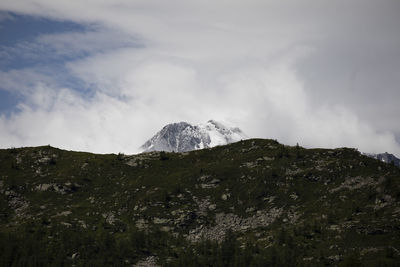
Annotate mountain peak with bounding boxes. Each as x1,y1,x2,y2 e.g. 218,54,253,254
364,152,400,167
140,120,247,152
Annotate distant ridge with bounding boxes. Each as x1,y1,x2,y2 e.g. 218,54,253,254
365,152,400,167
140,120,247,152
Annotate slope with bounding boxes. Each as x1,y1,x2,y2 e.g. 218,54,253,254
0,139,399,266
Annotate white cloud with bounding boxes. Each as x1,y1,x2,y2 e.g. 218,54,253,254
0,0,399,156
0,68,57,95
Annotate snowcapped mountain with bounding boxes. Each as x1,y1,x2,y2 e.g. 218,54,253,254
140,120,247,152
364,152,400,167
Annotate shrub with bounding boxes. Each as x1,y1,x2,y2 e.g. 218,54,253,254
117,152,125,161
159,151,169,161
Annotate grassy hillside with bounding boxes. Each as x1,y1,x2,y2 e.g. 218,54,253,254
0,139,399,266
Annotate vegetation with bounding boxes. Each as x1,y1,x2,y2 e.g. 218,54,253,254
0,139,399,266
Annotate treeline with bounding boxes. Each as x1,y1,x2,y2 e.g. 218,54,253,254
0,224,177,266
168,230,300,267
0,227,300,267
0,224,398,266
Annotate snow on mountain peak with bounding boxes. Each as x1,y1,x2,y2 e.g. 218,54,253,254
140,120,247,152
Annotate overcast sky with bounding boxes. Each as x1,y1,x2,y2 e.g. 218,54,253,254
0,0,399,155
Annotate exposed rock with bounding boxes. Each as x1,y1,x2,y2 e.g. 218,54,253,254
188,207,282,242
61,222,72,227
102,212,116,225
242,162,257,168
153,217,170,224
134,256,160,267
6,190,29,217
330,176,376,193
135,218,147,230
208,204,217,211
126,159,138,167
221,193,230,201
55,211,72,217
81,163,88,169
200,178,220,189
34,183,80,194
35,183,54,191
289,193,299,200
78,220,87,229
193,196,211,217
140,120,247,152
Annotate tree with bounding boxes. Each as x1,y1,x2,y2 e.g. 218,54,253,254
159,151,169,161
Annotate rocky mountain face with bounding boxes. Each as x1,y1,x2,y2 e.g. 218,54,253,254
365,152,400,167
1,140,400,266
140,120,247,152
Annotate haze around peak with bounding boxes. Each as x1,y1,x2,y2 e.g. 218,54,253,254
0,1,399,156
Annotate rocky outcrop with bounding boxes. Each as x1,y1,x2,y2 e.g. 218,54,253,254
187,207,283,242
140,120,246,152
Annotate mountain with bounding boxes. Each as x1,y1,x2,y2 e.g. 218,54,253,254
1,139,400,266
140,120,247,152
365,152,400,167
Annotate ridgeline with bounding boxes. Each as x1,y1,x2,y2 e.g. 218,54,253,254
0,139,399,266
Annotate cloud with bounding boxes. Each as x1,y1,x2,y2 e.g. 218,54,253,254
0,0,399,156
0,68,57,95
0,27,138,67
0,11,13,22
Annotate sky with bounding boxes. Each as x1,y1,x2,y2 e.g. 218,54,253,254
0,0,399,156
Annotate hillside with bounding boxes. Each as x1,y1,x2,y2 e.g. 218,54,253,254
0,139,400,266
